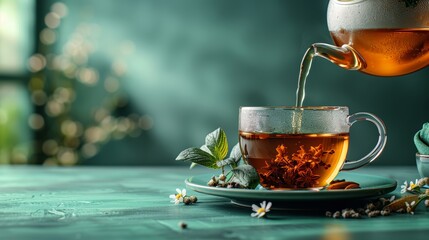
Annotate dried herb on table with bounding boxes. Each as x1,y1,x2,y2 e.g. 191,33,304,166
383,177,429,214
325,196,396,219
326,177,429,218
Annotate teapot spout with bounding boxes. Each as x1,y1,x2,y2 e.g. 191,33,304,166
296,43,366,107
310,43,366,70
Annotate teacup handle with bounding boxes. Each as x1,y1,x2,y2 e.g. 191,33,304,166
342,112,387,170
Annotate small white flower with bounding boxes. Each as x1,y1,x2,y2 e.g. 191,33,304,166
169,188,187,205
400,181,408,194
407,179,420,192
251,201,272,218
405,201,416,215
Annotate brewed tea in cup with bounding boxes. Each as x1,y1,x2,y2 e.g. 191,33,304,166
239,106,386,190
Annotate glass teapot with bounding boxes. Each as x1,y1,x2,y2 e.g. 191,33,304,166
311,0,429,76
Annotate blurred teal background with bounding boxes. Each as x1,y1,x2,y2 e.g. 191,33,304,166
0,0,428,166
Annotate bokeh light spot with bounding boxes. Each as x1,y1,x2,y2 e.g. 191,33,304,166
40,28,56,45
31,90,47,106
44,12,61,29
42,139,58,156
51,2,68,18
28,54,46,72
28,113,45,130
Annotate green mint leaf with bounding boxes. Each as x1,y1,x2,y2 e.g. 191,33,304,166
215,143,243,168
200,145,212,154
176,147,219,169
216,157,237,168
205,128,228,160
189,145,214,169
230,143,242,161
229,165,259,189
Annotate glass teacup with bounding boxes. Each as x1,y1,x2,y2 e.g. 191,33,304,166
238,106,387,190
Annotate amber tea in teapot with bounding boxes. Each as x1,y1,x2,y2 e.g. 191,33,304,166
330,28,429,76
307,0,429,77
295,0,429,107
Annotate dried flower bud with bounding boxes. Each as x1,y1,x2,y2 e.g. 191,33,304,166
367,210,380,218
208,179,217,187
425,189,429,195
189,195,198,203
418,178,426,187
342,211,352,218
325,211,332,217
366,203,376,211
183,197,192,205
219,174,226,181
374,200,383,209
351,213,361,218
356,208,366,215
425,200,429,207
333,211,341,219
381,209,391,216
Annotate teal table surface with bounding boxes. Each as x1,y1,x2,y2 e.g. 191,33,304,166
0,166,427,240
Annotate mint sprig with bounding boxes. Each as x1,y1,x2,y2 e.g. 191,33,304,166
176,128,260,189
176,128,239,170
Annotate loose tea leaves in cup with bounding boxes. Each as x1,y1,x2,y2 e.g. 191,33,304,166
239,133,347,189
